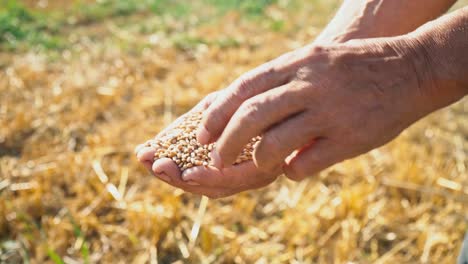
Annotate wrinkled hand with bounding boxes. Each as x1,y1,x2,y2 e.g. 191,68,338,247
196,37,436,181
135,92,281,199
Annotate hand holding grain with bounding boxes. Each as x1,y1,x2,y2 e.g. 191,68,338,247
137,8,467,196
135,93,281,199
197,10,468,181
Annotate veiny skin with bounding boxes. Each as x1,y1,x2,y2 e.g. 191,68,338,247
199,40,431,173
136,6,467,199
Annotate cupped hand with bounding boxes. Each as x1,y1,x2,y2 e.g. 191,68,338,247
135,92,281,199
197,37,436,180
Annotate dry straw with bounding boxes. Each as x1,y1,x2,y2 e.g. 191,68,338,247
1,1,467,263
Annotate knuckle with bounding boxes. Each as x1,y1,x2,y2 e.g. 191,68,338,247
232,75,255,100
233,65,273,99
201,92,219,108
238,99,261,124
256,64,278,81
203,92,242,132
237,75,254,91
203,107,227,131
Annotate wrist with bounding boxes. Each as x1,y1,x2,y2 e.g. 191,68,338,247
403,9,468,111
391,32,467,115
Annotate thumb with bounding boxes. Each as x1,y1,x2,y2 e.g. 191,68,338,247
283,139,344,181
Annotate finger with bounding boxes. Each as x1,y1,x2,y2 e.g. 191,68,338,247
253,111,321,172
136,146,156,171
197,47,318,145
152,158,181,183
151,158,235,198
213,83,306,168
134,143,146,155
135,139,157,154
197,61,298,145
283,138,344,181
180,161,281,189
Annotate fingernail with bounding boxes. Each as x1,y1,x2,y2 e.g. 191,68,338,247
196,125,211,145
210,149,223,169
157,173,171,183
186,180,200,186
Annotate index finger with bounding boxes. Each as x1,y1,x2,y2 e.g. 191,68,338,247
197,48,312,145
213,83,305,168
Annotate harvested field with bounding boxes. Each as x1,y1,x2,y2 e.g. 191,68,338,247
1,0,467,263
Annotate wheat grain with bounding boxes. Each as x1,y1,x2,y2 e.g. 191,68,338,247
147,111,260,171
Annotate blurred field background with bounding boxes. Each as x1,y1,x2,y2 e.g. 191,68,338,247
1,0,467,263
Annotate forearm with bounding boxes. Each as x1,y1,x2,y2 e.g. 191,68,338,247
404,7,468,113
315,0,457,44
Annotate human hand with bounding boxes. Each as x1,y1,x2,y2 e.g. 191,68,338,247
135,92,281,199
196,37,440,181
137,8,467,196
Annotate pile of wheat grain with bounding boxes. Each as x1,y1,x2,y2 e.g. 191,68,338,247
148,111,260,171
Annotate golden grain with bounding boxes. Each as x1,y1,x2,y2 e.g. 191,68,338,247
147,111,260,171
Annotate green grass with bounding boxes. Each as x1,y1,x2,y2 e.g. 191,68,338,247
206,0,277,16
68,214,90,264
4,209,88,263
150,0,192,17
75,0,154,22
0,0,64,51
1,0,282,52
47,248,65,264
